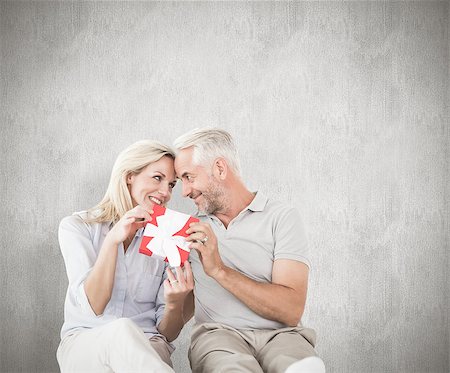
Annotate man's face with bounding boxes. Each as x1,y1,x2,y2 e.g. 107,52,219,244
174,147,226,215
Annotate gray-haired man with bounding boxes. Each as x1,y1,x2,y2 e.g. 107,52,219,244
174,128,325,373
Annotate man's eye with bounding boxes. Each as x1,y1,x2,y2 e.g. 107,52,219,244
186,175,193,182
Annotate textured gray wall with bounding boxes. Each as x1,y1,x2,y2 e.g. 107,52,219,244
1,1,448,373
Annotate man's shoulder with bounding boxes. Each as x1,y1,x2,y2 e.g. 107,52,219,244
263,197,299,217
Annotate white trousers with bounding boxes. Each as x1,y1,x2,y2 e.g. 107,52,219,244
57,318,174,373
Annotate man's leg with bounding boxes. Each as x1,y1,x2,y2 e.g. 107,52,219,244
57,318,174,373
257,326,318,373
149,335,174,368
189,323,264,373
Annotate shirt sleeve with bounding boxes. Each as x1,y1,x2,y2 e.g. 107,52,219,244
273,207,311,268
58,214,100,317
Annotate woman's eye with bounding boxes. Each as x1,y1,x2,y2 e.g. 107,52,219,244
153,175,161,181
169,182,176,189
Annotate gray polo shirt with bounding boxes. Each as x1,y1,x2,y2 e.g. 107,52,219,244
190,191,310,330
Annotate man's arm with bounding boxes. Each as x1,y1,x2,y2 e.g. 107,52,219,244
186,222,309,326
214,259,308,326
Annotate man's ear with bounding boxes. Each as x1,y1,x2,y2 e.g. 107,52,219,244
213,158,228,180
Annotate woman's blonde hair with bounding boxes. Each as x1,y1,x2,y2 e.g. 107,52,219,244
86,140,175,224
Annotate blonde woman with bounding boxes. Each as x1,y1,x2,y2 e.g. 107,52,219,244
57,140,194,373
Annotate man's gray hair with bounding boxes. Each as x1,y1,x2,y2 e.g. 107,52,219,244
173,128,242,176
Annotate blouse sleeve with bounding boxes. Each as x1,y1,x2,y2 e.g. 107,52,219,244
58,214,100,317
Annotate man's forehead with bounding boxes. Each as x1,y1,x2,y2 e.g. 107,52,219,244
174,148,195,174
175,148,193,166
176,147,193,158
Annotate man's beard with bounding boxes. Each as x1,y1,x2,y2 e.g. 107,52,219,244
198,178,227,215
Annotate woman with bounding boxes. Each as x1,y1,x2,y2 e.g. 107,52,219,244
57,140,194,372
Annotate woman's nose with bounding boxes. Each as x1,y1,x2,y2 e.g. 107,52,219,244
158,184,169,197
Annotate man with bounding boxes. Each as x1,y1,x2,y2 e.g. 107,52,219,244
173,128,325,373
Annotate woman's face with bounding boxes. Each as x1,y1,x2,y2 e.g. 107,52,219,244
127,156,177,211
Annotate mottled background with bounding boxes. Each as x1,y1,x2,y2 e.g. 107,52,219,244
0,1,448,372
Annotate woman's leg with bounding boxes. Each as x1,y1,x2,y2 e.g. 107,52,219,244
57,318,173,373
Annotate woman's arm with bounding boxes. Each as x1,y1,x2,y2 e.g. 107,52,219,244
84,206,152,315
83,236,119,315
157,262,194,342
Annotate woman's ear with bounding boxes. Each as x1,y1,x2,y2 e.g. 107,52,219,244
126,173,134,185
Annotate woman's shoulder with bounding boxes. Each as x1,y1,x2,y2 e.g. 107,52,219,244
59,210,107,232
59,211,86,231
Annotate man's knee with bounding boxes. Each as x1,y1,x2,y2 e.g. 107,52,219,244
258,329,318,373
191,351,261,373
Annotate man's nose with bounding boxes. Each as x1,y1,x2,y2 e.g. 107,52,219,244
181,182,191,198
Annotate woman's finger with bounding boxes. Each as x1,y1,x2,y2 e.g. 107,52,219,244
166,267,177,283
137,205,154,216
174,266,185,285
128,205,153,217
125,210,152,226
134,220,148,229
126,216,137,224
142,209,153,222
134,210,153,221
163,278,173,292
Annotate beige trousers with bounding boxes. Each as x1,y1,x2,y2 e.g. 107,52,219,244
57,318,174,373
189,323,317,373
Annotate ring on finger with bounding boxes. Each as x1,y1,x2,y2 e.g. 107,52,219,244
199,235,208,245
170,279,179,285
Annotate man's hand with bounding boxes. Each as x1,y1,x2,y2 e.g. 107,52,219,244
186,222,225,278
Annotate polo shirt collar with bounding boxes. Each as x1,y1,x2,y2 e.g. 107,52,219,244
246,191,268,212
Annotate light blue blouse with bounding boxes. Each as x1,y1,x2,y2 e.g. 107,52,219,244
58,211,168,341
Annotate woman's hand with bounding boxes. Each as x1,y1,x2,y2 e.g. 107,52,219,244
107,205,153,245
163,261,194,310
157,261,195,341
